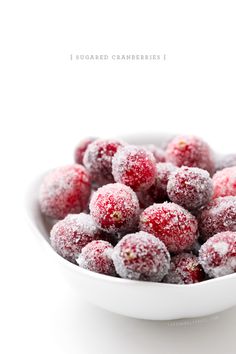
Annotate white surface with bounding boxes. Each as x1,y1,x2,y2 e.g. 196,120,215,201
1,0,236,352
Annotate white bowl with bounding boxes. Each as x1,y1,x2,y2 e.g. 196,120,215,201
25,133,236,320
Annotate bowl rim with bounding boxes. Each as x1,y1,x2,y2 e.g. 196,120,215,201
25,174,236,289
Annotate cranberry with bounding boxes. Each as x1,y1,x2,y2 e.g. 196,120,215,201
74,137,96,165
89,183,140,233
166,135,215,175
199,231,236,278
167,166,213,210
50,213,101,263
139,202,198,253
163,253,205,284
198,196,236,241
212,166,236,198
83,139,124,187
77,240,116,276
112,231,170,281
144,144,166,163
39,165,91,219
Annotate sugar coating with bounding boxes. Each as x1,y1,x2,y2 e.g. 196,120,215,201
50,213,102,263
199,231,236,278
143,144,166,163
163,253,205,284
112,145,157,192
74,137,96,165
83,139,124,187
77,240,116,276
39,165,91,219
167,166,213,210
137,162,177,208
166,135,215,175
112,231,170,281
139,202,198,253
90,183,140,233
215,153,236,171
212,166,236,198
198,196,236,241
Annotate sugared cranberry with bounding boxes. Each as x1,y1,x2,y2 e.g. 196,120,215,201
90,183,140,233
39,165,91,219
74,137,96,165
112,231,170,281
167,166,213,210
137,162,177,208
212,166,236,198
215,153,236,171
198,196,236,241
163,253,205,284
199,231,236,278
166,135,215,175
139,202,198,253
144,145,166,163
50,213,101,263
77,240,116,276
83,139,124,187
112,145,156,191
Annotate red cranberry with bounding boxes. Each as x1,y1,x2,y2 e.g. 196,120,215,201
139,202,198,253
144,145,166,163
112,231,170,281
90,183,140,233
83,139,124,187
166,135,215,175
198,196,236,241
199,231,236,278
77,240,116,276
212,166,236,198
163,253,205,284
167,166,213,210
112,145,156,191
74,137,96,165
39,165,91,219
50,213,101,263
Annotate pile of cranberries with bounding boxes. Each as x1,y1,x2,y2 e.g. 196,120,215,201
39,135,236,284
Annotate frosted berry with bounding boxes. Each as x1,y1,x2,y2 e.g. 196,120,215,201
83,139,124,187
77,240,116,276
112,145,156,191
198,196,236,241
90,183,140,233
166,135,215,175
163,253,205,284
199,231,236,278
139,202,198,253
144,144,166,163
215,153,236,171
137,162,177,207
50,213,101,263
167,166,213,210
39,165,91,219
112,231,170,281
74,137,96,165
212,166,236,198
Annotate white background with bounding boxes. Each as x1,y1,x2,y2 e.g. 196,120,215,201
1,1,236,353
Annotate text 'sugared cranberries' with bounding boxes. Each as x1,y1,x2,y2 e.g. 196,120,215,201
215,153,236,171
112,145,156,191
39,165,91,219
166,135,215,175
163,253,205,284
199,231,236,278
83,139,124,187
144,145,166,163
198,196,236,241
50,213,101,263
137,162,177,208
139,202,198,253
212,166,236,198
74,137,96,165
90,183,140,233
167,166,213,210
77,240,116,276
112,231,170,281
